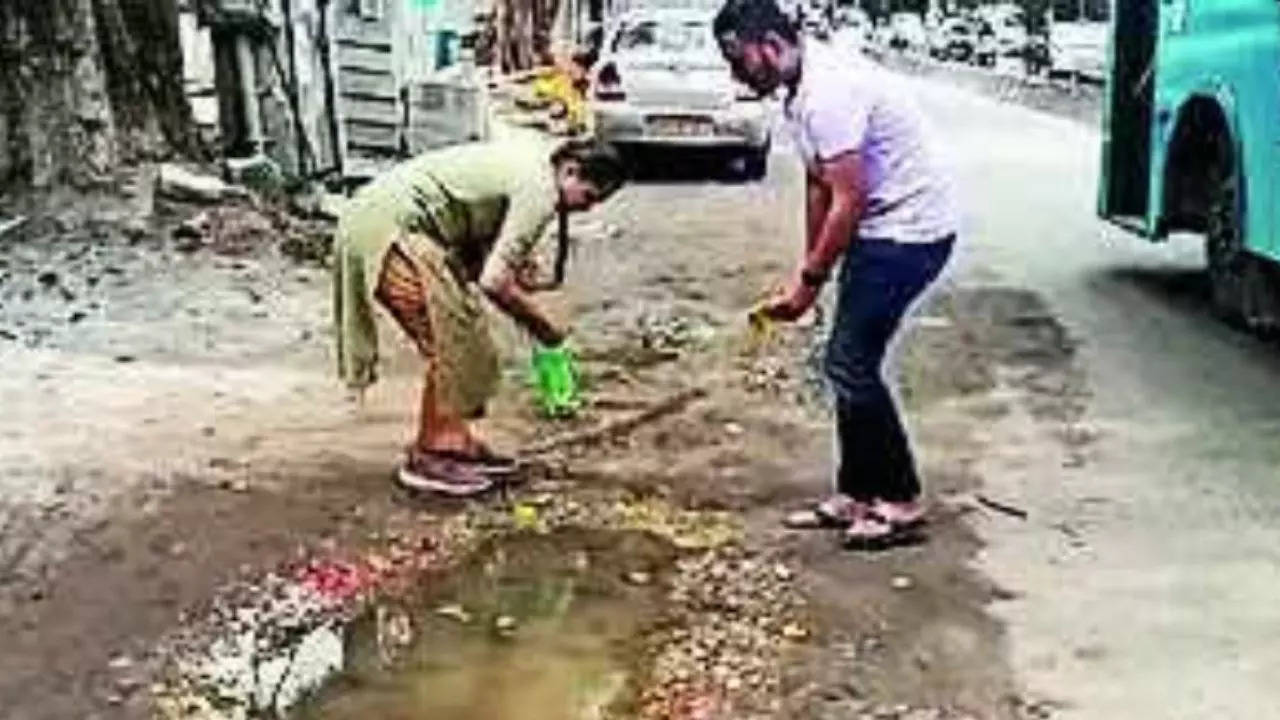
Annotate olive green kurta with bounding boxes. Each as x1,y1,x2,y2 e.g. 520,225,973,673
333,139,559,415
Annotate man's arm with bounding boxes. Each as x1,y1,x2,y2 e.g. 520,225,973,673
803,150,867,279
806,170,831,254
756,150,868,322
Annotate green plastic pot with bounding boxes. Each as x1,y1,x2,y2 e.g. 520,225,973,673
530,344,582,418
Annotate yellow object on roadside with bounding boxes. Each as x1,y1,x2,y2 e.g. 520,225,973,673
512,503,542,531
531,66,588,132
745,302,777,352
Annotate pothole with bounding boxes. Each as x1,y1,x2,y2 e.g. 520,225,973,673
150,490,788,720
298,528,675,720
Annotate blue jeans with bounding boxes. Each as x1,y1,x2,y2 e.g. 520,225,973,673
826,235,954,502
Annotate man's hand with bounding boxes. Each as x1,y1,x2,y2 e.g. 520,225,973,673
757,273,820,322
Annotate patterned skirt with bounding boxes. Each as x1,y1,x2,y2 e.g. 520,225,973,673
373,232,500,419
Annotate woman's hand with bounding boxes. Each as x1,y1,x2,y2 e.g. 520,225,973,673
514,256,561,292
480,259,568,346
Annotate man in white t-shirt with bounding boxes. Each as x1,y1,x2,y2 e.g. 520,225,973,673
714,0,959,548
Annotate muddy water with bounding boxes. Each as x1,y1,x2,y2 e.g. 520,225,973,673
298,529,676,720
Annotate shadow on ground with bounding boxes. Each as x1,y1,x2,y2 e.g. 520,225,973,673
620,146,767,185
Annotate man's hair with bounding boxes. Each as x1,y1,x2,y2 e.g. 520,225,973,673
552,139,628,198
713,0,798,45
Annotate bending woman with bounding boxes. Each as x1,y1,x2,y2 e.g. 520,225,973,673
333,138,626,496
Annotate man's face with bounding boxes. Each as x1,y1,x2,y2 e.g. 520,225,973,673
718,34,783,96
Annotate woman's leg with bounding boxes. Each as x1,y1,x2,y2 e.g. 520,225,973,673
414,357,480,455
375,245,483,458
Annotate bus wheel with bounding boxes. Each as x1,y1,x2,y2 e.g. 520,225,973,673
1205,143,1280,334
1205,144,1248,324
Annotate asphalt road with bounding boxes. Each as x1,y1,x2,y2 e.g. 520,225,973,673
915,74,1280,718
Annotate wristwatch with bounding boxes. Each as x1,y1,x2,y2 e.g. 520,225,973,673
800,267,829,288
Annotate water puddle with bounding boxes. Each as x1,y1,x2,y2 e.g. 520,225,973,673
295,528,676,720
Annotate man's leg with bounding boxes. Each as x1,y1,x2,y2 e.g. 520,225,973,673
873,239,953,513
826,242,913,504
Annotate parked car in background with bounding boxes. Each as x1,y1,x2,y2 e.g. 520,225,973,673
832,7,872,53
888,12,928,53
1022,31,1051,75
871,19,895,50
803,12,833,40
971,18,997,66
1049,19,1107,80
589,8,772,178
928,17,976,63
989,10,1028,58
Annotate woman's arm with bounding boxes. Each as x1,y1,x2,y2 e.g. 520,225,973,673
479,261,566,346
480,188,567,345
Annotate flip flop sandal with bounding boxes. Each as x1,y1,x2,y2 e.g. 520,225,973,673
870,501,928,531
783,498,860,530
840,515,896,550
396,455,494,497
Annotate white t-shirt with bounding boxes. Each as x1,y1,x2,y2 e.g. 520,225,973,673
785,41,959,243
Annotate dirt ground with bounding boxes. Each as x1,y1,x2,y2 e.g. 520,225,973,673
0,134,1089,720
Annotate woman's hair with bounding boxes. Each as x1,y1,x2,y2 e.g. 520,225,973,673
714,0,798,45
549,140,627,286
552,139,628,199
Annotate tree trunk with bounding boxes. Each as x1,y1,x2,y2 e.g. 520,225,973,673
491,0,560,73
0,0,202,190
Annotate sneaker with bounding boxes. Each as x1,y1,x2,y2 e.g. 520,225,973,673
395,453,493,497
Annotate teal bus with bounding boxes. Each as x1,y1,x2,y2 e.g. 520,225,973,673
1099,0,1280,327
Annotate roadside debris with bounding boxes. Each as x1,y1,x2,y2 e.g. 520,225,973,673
974,494,1030,520
640,548,809,718
523,387,707,455
157,164,245,204
165,202,333,264
0,215,28,243
435,604,474,624
172,206,274,256
493,614,519,638
626,570,654,586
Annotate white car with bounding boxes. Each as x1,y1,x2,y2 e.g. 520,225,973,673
888,12,928,53
927,17,976,62
832,8,872,53
1048,20,1107,80
990,12,1028,57
590,9,772,178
